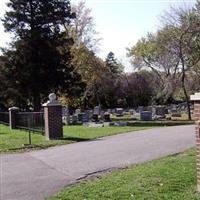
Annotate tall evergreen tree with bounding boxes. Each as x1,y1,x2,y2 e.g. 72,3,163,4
105,52,123,78
2,0,84,110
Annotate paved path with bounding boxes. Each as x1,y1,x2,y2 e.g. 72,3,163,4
0,125,195,200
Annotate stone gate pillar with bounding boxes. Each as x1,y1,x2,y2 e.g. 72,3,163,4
43,93,63,140
191,92,200,191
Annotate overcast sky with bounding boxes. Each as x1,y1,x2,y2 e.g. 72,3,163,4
0,0,197,72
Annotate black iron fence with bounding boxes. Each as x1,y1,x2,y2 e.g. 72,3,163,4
0,112,9,125
16,112,44,133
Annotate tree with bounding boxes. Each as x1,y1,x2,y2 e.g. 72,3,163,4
59,1,106,109
128,6,200,119
69,0,100,50
2,0,84,110
105,52,123,78
127,32,180,104
159,6,200,120
120,71,154,107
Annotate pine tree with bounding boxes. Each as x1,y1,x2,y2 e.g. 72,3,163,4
2,0,84,110
105,52,123,77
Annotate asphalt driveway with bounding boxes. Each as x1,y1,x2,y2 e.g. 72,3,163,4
0,125,195,200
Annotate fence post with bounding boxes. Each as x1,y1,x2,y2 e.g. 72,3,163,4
8,107,19,129
190,92,200,192
43,93,63,140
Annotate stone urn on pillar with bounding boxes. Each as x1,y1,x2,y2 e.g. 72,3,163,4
43,93,63,140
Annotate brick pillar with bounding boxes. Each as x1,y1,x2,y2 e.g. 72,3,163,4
191,93,200,191
8,107,19,129
43,93,63,140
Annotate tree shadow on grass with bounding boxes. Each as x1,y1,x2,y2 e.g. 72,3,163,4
0,132,9,135
62,137,92,142
62,136,103,142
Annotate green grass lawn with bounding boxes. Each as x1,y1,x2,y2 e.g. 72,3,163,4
0,124,155,152
47,149,199,200
63,125,153,140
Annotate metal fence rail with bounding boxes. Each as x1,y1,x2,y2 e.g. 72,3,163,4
0,112,9,125
16,112,44,133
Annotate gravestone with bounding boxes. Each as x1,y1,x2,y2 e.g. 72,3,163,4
171,106,181,117
92,114,99,122
62,107,69,116
71,115,78,124
62,116,68,125
116,108,124,117
155,106,166,116
140,111,152,121
129,109,135,115
171,113,181,117
147,106,153,113
112,122,127,126
77,113,83,122
104,112,111,122
82,112,90,123
107,109,111,114
75,109,81,115
137,106,144,113
93,106,100,115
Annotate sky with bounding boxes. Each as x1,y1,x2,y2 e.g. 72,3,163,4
0,0,197,72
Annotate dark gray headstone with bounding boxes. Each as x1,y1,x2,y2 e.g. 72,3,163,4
82,113,89,123
140,111,152,121
104,112,111,122
92,114,99,122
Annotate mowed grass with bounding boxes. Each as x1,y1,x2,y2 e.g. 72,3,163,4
0,124,155,152
63,125,153,140
47,149,199,200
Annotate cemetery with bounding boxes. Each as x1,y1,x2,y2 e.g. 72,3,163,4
0,0,200,200
0,93,194,152
62,104,194,126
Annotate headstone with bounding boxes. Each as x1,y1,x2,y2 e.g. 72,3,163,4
93,106,101,115
67,115,78,125
62,107,69,116
77,113,83,122
75,109,81,115
147,106,153,113
115,108,124,117
82,113,89,123
104,112,111,122
171,113,181,117
129,109,135,115
100,111,105,120
107,109,111,114
140,111,152,121
112,122,127,126
88,122,104,128
155,106,166,116
92,114,99,122
62,116,68,125
137,106,144,113
171,106,181,117
72,115,78,124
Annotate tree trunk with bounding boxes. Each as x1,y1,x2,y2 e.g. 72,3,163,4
181,69,191,120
